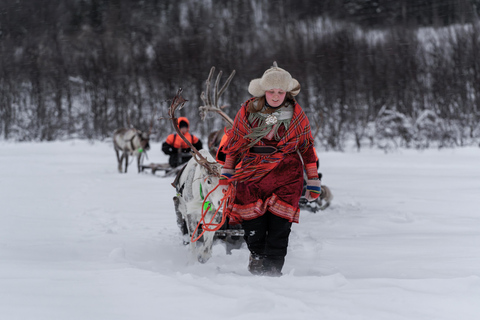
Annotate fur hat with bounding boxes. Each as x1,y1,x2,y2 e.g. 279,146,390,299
248,62,300,97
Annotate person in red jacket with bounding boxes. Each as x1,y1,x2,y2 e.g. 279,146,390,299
219,62,320,276
162,117,203,168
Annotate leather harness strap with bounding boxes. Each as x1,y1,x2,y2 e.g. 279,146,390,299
128,134,137,152
172,163,188,195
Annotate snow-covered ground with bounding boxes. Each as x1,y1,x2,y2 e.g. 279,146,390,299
1,140,479,320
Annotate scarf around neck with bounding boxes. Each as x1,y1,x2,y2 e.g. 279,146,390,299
223,97,313,181
245,103,293,146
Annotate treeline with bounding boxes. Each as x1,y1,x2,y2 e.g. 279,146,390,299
0,0,479,150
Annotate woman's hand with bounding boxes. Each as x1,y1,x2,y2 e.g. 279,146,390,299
219,168,235,186
305,178,321,202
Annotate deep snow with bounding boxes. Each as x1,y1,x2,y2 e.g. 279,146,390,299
1,140,479,320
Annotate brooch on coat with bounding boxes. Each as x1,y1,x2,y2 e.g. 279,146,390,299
265,114,278,125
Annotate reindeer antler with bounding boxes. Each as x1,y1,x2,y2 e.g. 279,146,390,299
148,106,157,135
127,111,132,128
168,89,220,177
199,67,235,126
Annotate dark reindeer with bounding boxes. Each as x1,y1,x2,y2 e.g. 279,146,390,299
113,125,152,173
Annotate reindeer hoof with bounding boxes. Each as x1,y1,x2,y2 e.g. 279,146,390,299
198,256,208,264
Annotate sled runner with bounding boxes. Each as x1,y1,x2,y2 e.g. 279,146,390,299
141,162,184,177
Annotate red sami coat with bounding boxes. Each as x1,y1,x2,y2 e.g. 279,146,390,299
222,98,317,224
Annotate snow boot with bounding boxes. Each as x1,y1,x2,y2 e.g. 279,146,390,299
248,253,265,275
262,257,284,277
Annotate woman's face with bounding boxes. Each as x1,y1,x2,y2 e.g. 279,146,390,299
265,88,286,108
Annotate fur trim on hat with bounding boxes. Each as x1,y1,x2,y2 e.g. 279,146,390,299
248,62,300,97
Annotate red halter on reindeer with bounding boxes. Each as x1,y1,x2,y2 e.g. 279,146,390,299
168,89,236,263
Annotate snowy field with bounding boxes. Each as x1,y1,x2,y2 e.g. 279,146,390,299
1,140,479,320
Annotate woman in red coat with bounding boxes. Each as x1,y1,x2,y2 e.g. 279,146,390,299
219,62,320,276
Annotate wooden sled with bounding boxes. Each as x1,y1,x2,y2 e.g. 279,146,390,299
140,163,173,175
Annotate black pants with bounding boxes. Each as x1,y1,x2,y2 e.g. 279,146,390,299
241,211,292,260
169,153,192,168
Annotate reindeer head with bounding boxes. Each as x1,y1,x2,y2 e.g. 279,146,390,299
137,130,151,152
194,150,224,210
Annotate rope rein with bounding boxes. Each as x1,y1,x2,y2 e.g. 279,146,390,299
190,182,235,243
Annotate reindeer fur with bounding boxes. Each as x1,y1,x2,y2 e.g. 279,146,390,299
173,149,224,263
113,128,150,173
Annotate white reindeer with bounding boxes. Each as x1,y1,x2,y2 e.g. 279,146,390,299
173,149,225,263
168,90,228,263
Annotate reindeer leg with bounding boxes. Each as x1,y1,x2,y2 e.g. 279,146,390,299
198,230,215,264
124,153,128,173
196,211,216,264
183,213,207,262
173,196,189,245
186,216,198,262
115,149,122,173
119,153,124,173
137,152,144,173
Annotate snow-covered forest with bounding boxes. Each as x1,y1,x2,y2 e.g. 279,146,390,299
1,0,480,149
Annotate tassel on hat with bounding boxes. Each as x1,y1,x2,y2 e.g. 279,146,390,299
248,62,300,97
